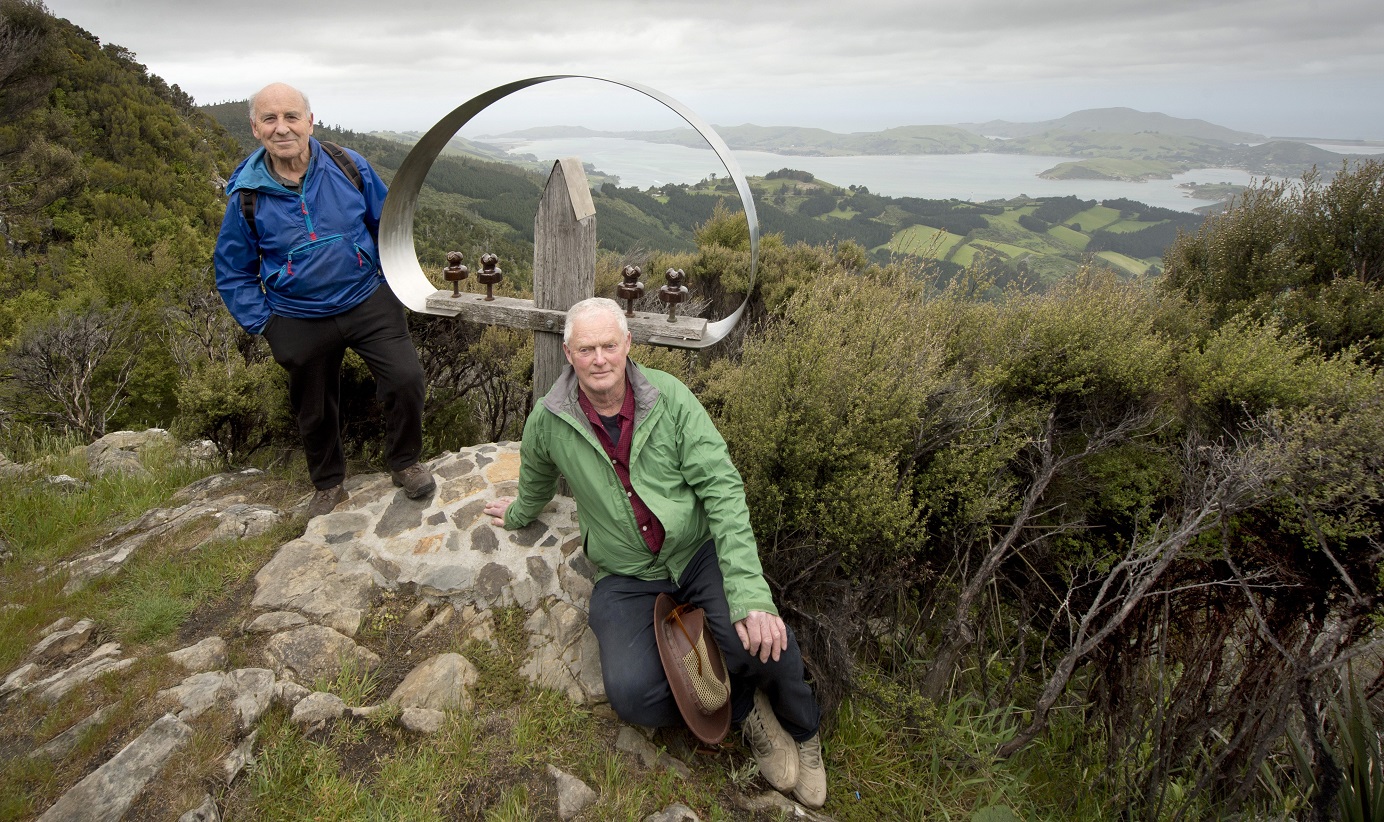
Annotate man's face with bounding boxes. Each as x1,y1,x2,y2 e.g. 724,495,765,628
250,85,314,169
563,312,631,399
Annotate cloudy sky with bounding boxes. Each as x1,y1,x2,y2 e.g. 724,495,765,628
41,0,1384,141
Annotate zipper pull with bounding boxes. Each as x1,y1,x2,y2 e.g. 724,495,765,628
301,198,316,240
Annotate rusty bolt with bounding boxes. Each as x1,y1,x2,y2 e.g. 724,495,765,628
443,251,469,297
617,265,645,317
477,253,503,301
658,268,688,322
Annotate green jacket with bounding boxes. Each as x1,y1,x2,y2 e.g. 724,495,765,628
504,361,777,623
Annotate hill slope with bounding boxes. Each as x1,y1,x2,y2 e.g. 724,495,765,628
955,106,1265,143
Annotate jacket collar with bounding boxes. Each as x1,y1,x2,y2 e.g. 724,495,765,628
227,137,322,196
544,361,659,425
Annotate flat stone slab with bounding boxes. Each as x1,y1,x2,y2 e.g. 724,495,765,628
37,713,192,822
252,540,375,636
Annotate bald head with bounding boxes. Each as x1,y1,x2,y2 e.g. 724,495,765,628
248,83,315,177
248,83,310,122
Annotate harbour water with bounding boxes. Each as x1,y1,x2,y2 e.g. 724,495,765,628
487,136,1280,213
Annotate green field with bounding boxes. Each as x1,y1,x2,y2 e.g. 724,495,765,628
888,225,964,258
1096,250,1152,275
1103,218,1168,234
1066,205,1125,232
1047,225,1090,250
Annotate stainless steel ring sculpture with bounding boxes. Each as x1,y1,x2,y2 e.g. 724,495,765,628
378,76,759,349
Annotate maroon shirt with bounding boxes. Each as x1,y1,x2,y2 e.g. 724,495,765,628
577,379,666,553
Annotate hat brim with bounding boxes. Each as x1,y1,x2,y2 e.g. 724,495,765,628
654,593,731,745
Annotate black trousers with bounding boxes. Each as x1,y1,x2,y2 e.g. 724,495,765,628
262,284,425,489
587,540,821,742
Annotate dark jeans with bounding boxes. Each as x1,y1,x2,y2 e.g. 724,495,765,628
587,540,820,742
262,284,425,489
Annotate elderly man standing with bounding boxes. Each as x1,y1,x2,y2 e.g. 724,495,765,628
214,83,434,517
483,298,826,808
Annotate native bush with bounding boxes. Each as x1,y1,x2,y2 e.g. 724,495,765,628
1182,316,1344,409
2,302,145,438
172,357,287,463
706,267,947,561
1163,160,1384,364
701,265,955,708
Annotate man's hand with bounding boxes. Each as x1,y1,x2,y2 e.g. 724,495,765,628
483,497,513,527
735,610,787,663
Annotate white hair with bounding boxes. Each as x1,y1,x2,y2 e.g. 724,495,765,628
248,84,311,121
564,297,629,344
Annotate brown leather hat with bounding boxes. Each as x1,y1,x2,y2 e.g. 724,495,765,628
654,593,731,745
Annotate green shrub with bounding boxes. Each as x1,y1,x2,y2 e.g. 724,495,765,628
173,358,287,463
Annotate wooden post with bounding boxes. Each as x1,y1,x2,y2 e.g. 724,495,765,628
532,158,596,401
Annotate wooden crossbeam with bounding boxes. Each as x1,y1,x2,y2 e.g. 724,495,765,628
422,291,707,344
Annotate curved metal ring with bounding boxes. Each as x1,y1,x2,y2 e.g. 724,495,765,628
378,75,758,350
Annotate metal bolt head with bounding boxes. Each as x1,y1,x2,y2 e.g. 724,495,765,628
443,251,469,282
658,268,688,321
617,265,645,316
658,268,687,305
478,253,503,285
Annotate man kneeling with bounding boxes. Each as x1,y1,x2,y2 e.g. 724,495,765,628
484,298,826,808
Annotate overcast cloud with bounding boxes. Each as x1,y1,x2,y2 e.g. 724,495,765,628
41,0,1384,139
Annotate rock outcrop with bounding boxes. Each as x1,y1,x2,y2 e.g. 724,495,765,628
6,440,830,819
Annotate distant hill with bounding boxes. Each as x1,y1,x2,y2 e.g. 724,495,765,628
370,130,520,164
484,123,992,157
1235,140,1360,176
955,107,1265,144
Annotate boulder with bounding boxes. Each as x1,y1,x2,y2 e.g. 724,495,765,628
228,668,276,731
207,504,284,543
159,672,228,722
547,765,598,820
263,625,380,683
388,653,478,711
398,707,445,734
168,637,227,673
158,668,275,729
616,726,690,780
33,643,133,703
252,540,375,636
30,704,118,761
246,611,309,634
645,804,701,822
291,691,346,727
274,680,311,710
221,729,257,784
30,619,95,663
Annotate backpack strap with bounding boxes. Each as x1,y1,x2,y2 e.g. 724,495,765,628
238,141,366,241
319,140,365,193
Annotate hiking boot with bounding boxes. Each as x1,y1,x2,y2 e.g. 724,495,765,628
792,733,827,809
742,690,798,792
391,462,436,499
307,484,347,518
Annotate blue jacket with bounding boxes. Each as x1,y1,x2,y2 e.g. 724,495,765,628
213,137,388,334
